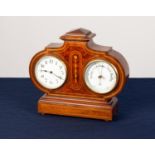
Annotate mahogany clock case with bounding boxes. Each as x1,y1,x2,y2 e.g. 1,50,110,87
29,28,129,121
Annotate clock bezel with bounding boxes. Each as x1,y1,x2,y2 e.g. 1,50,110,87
29,50,68,94
34,55,67,90
84,59,119,94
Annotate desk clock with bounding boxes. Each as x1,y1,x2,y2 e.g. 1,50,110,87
29,28,129,121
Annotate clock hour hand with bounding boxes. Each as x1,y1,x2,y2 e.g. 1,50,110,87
40,69,48,72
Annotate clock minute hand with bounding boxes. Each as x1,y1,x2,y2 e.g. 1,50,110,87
50,71,63,80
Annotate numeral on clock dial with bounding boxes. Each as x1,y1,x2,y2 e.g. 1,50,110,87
35,56,67,89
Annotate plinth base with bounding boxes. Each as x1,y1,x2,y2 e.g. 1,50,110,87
38,94,118,121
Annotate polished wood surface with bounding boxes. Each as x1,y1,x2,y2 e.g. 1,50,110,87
38,95,117,121
29,28,129,121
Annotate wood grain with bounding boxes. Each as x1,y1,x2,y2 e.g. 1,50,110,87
29,28,129,121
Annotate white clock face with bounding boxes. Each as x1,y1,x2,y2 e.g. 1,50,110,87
84,60,118,94
35,56,67,89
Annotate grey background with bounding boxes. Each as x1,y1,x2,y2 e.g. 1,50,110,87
0,16,155,77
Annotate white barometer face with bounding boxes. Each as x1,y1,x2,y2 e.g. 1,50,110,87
35,56,67,89
84,60,118,94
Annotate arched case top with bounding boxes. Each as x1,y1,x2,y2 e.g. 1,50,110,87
30,28,129,100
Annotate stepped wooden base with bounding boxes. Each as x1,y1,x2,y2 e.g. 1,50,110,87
38,94,118,121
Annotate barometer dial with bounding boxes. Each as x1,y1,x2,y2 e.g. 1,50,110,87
84,60,118,94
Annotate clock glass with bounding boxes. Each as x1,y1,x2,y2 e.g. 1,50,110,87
35,56,67,89
84,60,118,94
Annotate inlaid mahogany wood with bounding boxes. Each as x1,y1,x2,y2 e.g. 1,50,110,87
29,28,129,121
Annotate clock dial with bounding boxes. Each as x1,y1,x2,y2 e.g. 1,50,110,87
84,60,118,94
35,56,67,89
